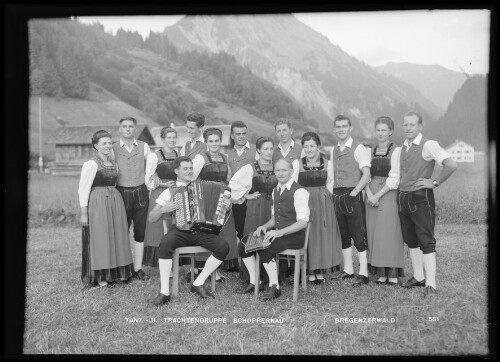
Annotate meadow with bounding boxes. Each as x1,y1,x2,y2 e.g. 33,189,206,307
24,158,491,355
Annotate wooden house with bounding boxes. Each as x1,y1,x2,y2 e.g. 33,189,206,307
46,124,155,176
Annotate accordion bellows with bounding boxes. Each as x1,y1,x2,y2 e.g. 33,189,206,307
172,180,231,235
242,232,271,253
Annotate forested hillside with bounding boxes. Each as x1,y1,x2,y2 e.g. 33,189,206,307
29,19,310,133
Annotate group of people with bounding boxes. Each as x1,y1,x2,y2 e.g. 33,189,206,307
78,111,457,306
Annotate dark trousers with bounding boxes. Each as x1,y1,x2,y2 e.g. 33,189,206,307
397,189,436,254
158,227,230,261
238,230,305,264
116,184,149,242
232,202,247,240
332,187,368,252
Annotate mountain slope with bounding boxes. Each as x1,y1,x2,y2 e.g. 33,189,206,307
164,14,443,138
427,75,487,151
375,62,468,110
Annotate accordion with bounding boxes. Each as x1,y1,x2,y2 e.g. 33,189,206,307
241,232,272,253
172,180,231,235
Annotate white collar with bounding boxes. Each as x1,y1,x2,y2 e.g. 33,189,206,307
278,139,295,151
404,133,423,148
120,138,138,147
278,177,294,191
176,180,189,187
234,141,251,151
337,137,353,149
190,134,205,144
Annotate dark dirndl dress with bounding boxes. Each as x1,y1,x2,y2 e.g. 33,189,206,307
366,144,405,278
192,152,239,271
239,161,278,283
143,149,178,267
81,157,134,287
297,157,342,275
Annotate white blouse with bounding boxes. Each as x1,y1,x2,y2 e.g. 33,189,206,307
78,160,99,208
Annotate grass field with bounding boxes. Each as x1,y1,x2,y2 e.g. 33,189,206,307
24,224,488,355
24,156,491,355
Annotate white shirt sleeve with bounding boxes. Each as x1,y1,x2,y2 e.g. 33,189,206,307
145,153,159,190
271,188,275,217
143,142,151,159
191,154,205,180
228,164,254,203
180,142,186,157
78,160,98,207
294,188,310,222
326,159,334,193
354,144,371,170
386,147,401,190
292,159,299,183
422,140,451,166
155,189,172,207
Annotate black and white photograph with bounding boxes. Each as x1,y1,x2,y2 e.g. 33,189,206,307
4,4,496,357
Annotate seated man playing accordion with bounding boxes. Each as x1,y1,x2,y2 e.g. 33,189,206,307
237,158,310,301
148,156,231,306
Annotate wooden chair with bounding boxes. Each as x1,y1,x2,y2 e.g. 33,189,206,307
172,246,216,297
254,223,311,301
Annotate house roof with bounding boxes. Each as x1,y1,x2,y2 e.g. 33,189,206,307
46,125,155,145
445,139,473,150
150,125,232,148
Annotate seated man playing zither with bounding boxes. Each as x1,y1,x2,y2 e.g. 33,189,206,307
237,158,310,301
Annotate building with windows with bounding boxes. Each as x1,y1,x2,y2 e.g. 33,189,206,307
445,140,474,163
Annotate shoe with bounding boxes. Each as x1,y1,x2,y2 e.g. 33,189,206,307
352,275,369,286
208,273,226,284
133,269,150,281
236,283,256,294
308,275,325,285
387,280,399,286
375,280,388,285
423,285,437,298
401,277,426,288
151,293,171,306
259,284,281,301
331,271,355,280
190,283,215,299
88,283,108,290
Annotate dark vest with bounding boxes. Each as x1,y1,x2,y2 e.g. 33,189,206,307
185,139,207,160
228,144,257,175
332,141,362,188
198,152,229,183
112,140,146,187
297,157,328,188
250,162,278,198
370,143,395,178
156,149,178,181
272,142,303,164
399,138,436,192
273,181,303,230
91,157,118,187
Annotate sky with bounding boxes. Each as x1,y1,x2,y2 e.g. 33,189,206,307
78,10,491,75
